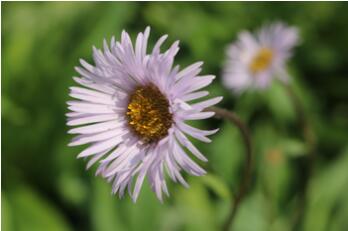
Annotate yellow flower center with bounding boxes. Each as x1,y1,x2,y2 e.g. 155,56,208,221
126,84,172,143
249,48,273,74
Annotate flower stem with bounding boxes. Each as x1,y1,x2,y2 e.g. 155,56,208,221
283,83,317,229
206,106,253,231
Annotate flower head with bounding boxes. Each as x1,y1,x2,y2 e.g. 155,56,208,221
66,27,222,202
223,22,299,93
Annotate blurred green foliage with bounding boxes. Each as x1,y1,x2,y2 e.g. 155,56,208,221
2,2,348,231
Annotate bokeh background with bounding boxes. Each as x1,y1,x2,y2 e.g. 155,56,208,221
2,2,348,231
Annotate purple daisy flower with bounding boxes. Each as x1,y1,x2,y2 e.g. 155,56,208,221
223,22,299,94
66,27,222,202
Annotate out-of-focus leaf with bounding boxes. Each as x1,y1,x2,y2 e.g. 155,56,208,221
2,193,13,231
262,148,292,206
235,90,266,120
57,173,88,207
125,182,163,231
209,121,244,186
1,96,30,126
234,191,269,231
175,178,217,231
207,82,229,104
253,123,293,206
265,82,296,125
6,185,72,231
201,174,232,200
269,215,292,231
53,137,88,206
76,2,137,57
281,138,307,157
328,181,348,230
90,178,126,231
304,147,348,231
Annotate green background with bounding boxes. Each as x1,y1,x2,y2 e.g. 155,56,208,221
2,2,348,231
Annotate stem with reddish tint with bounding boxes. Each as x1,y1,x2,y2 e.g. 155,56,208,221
206,106,253,231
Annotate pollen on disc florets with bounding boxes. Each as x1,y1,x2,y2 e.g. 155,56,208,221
126,84,173,143
249,48,274,74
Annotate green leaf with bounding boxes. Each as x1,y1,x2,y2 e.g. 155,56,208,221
2,193,14,231
175,178,217,231
57,173,88,207
75,2,137,58
201,174,232,200
6,185,72,231
281,138,307,157
235,90,266,120
253,123,293,206
264,82,296,125
1,96,30,126
90,178,126,231
269,215,292,231
124,181,164,231
304,147,348,231
53,137,88,207
233,191,269,231
208,121,244,186
328,182,348,230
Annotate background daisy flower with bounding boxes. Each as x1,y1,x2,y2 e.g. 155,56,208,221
66,27,222,202
223,22,299,93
